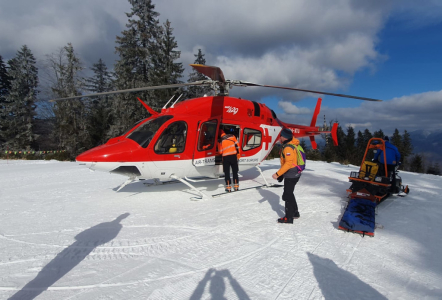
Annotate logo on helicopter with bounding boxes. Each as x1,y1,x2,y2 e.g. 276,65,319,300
225,106,239,115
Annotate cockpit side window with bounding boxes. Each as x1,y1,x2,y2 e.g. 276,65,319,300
154,121,188,154
127,115,173,148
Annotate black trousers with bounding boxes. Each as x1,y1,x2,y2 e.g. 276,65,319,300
378,164,397,192
282,176,300,218
222,154,239,186
387,164,398,192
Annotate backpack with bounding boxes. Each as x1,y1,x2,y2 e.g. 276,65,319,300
283,144,306,173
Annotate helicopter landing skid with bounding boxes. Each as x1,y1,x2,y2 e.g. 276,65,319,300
170,175,210,201
143,178,181,187
116,176,136,192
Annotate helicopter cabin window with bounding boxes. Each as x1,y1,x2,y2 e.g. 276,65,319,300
154,121,188,154
198,120,217,151
242,128,262,151
127,115,173,148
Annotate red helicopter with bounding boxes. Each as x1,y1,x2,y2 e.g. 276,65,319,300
51,64,381,198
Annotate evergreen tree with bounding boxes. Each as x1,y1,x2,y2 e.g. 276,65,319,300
401,130,413,170
426,162,441,175
321,120,342,163
391,128,402,152
409,153,424,173
47,43,88,157
149,19,184,107
187,49,211,98
306,148,322,161
345,126,357,164
2,45,39,150
322,136,335,163
362,129,372,145
0,54,10,102
373,129,385,139
355,130,365,162
84,58,114,146
112,0,162,136
85,59,114,93
335,125,347,162
0,54,12,145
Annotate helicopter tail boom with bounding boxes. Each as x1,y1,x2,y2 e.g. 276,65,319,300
280,98,339,149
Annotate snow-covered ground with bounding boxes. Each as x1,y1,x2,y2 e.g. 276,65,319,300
1,159,441,300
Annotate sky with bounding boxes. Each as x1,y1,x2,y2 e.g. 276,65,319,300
1,0,442,135
1,159,442,299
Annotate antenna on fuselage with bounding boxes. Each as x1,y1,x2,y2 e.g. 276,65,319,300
171,94,183,108
163,95,176,109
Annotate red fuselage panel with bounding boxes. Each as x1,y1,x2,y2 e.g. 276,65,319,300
76,139,141,162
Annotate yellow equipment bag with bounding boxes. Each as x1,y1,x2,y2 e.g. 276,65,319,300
359,161,379,181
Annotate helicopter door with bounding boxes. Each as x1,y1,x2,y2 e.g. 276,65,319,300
193,120,218,167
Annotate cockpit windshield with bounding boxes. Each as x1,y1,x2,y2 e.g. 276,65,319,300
127,115,173,148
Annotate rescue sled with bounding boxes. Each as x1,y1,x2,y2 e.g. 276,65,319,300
338,138,410,237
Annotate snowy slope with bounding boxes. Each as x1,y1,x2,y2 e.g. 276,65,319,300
0,159,441,300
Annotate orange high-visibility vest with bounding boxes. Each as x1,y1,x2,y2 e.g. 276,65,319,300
218,133,239,157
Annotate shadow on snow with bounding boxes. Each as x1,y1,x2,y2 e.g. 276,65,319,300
9,213,130,300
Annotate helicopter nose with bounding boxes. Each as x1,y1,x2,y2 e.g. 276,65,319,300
76,139,140,166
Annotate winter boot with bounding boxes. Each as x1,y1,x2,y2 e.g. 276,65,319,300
277,216,293,224
293,211,300,219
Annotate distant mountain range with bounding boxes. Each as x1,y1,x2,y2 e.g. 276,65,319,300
408,129,442,165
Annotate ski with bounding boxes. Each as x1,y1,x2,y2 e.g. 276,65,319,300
212,184,283,198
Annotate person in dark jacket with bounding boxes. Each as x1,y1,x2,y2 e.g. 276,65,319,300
374,136,401,193
218,129,241,192
272,128,302,224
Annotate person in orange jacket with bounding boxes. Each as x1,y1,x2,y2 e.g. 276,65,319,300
272,128,302,224
218,128,241,192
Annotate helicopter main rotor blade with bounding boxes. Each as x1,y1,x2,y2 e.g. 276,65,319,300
190,64,226,83
49,81,212,102
234,81,382,101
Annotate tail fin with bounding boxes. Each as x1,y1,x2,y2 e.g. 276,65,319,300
310,98,322,127
309,136,317,149
308,98,322,149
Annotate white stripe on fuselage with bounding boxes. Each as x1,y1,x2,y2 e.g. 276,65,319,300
77,159,268,181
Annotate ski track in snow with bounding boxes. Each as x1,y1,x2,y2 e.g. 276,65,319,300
1,159,442,299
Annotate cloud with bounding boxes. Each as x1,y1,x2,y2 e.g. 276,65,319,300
157,0,390,100
0,0,128,67
278,101,311,114
1,0,441,134
1,1,387,83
